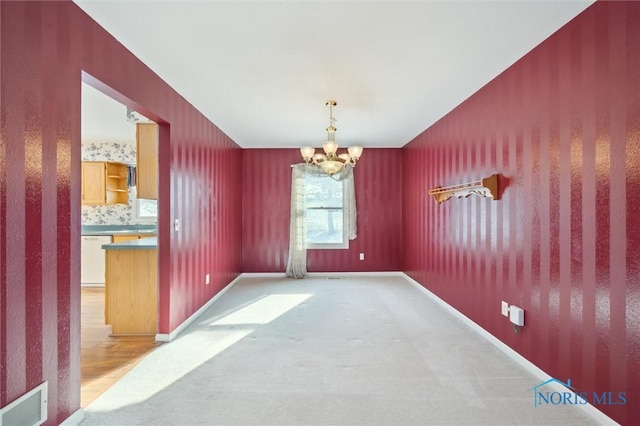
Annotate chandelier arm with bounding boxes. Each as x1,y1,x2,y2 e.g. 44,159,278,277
298,99,362,176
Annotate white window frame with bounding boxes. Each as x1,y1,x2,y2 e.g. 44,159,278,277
132,188,157,223
305,176,349,250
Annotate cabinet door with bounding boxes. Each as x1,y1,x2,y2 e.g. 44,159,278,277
82,162,106,205
112,235,140,243
136,123,158,200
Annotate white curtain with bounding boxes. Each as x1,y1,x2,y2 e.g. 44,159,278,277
285,164,357,278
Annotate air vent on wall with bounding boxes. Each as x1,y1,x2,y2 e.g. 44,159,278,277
0,381,48,426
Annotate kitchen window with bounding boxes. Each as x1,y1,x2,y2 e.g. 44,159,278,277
134,188,157,222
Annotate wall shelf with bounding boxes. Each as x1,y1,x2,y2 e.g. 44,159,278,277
428,174,500,204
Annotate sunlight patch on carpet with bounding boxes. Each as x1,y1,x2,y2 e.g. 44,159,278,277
206,294,312,325
88,328,252,411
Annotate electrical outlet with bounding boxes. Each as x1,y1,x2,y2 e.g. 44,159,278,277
359,253,365,261
205,274,210,285
501,301,509,317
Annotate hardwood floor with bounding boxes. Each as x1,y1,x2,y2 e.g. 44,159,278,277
81,287,162,407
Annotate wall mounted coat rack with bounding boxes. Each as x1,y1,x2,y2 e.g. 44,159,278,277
428,174,500,204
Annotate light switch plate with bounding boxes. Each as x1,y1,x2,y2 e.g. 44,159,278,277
174,219,181,231
501,301,509,317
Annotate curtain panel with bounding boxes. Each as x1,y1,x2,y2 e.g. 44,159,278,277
285,164,357,278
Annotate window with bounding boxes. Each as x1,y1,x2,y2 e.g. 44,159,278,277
133,188,157,222
304,175,348,249
136,198,157,221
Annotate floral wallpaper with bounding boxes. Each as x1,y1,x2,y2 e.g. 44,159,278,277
83,140,135,162
82,139,144,225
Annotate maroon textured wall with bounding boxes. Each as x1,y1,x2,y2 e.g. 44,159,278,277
0,1,242,423
402,2,639,424
242,149,402,272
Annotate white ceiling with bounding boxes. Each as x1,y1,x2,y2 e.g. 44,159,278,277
82,82,154,144
82,82,136,144
75,0,594,149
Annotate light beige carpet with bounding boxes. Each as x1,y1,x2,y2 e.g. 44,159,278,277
81,276,604,425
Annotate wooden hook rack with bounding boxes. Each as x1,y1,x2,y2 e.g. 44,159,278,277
428,174,500,204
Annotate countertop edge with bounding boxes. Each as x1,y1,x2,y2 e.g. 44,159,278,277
102,236,158,250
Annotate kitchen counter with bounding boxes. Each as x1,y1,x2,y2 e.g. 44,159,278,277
102,236,157,250
103,236,157,335
81,224,157,236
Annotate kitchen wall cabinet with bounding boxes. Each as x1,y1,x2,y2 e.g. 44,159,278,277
136,122,158,200
81,162,106,204
81,161,128,205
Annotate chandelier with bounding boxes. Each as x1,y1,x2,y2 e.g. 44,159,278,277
300,100,363,175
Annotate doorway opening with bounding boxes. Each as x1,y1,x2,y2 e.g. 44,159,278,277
80,80,161,407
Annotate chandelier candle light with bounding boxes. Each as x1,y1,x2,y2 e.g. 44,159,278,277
300,100,363,175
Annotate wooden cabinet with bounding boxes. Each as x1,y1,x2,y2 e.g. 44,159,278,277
81,162,106,204
136,123,158,200
112,235,140,243
81,161,128,205
105,162,129,205
105,248,157,335
112,234,156,243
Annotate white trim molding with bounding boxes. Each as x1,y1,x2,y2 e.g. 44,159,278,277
240,271,404,279
155,274,244,342
307,271,404,278
59,408,84,426
240,272,287,278
400,273,618,426
153,269,615,425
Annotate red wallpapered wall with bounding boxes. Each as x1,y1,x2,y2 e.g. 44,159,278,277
402,2,640,424
3,1,639,425
242,149,403,273
0,2,242,423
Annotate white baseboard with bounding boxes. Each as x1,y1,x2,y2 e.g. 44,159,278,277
241,271,404,278
240,272,287,277
308,271,404,277
151,270,615,424
155,274,244,342
59,408,84,426
400,273,618,426
154,271,403,342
